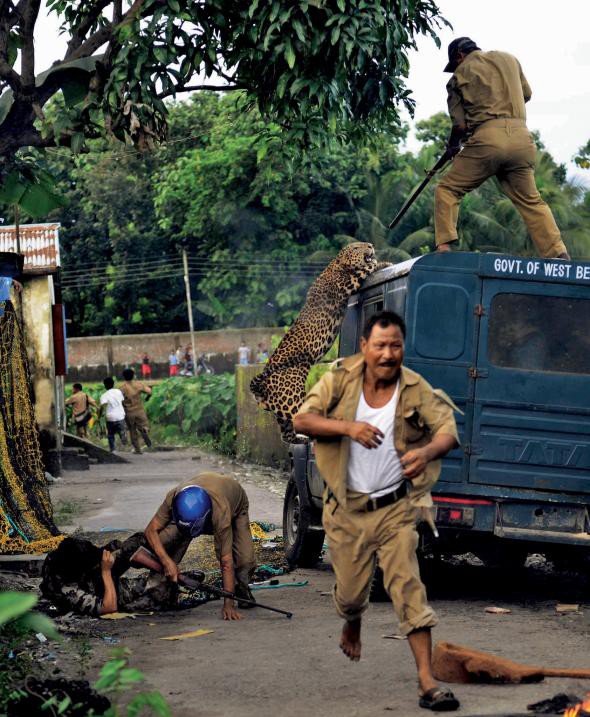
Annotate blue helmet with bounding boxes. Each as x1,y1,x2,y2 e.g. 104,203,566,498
172,485,212,537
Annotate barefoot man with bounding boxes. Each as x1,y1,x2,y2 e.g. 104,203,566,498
293,311,460,711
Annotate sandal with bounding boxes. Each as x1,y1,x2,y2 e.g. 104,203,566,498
419,687,460,712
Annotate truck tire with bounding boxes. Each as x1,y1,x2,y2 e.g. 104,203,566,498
283,477,325,568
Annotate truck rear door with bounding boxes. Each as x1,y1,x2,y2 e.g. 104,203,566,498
471,268,590,495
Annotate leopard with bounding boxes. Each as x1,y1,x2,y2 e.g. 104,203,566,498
250,242,386,443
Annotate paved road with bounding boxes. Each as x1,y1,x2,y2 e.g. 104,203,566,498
50,450,590,717
50,448,285,531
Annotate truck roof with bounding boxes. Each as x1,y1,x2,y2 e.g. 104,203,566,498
361,252,590,291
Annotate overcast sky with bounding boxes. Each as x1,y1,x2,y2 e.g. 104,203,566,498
36,1,589,178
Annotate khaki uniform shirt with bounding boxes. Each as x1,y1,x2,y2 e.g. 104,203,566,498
155,473,248,559
447,50,532,130
65,391,96,419
295,354,459,510
120,380,148,417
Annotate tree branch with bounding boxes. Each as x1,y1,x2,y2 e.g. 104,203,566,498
65,0,113,58
0,57,22,92
158,83,244,98
67,23,113,61
21,0,41,86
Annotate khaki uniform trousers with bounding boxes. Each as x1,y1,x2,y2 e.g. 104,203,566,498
125,411,150,452
434,118,567,258
323,495,437,635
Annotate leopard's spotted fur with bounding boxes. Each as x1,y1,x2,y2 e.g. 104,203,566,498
250,242,383,443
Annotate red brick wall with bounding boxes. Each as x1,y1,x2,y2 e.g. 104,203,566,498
66,327,282,381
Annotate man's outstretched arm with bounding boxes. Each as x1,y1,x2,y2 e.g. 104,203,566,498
144,514,179,582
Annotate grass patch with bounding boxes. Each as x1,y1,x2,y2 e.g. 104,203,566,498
53,499,83,525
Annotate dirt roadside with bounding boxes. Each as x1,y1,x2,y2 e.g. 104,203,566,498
41,449,590,717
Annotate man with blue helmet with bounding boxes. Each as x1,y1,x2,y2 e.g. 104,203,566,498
144,472,256,621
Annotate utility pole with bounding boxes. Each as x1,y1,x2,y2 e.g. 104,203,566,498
182,248,197,372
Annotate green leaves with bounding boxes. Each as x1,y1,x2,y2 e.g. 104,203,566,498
0,164,68,218
2,0,447,163
0,592,37,627
0,591,60,640
146,374,237,449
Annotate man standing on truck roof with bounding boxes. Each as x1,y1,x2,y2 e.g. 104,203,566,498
293,311,460,712
435,37,570,261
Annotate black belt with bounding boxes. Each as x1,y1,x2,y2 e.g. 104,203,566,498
361,481,408,513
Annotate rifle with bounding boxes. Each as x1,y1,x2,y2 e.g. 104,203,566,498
387,150,451,230
131,545,293,619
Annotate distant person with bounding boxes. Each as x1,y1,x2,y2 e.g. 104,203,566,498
256,343,269,363
168,350,178,377
435,37,569,259
120,368,152,454
98,377,127,453
238,340,251,366
65,383,96,439
141,353,152,380
175,346,183,370
183,346,194,376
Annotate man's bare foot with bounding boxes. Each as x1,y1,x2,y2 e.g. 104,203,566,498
556,252,571,260
340,619,362,662
436,243,452,253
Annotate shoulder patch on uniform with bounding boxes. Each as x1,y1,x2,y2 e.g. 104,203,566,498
432,388,464,415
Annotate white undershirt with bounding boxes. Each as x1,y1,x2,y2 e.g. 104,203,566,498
347,383,404,499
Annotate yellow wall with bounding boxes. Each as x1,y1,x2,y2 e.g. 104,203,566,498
19,276,56,431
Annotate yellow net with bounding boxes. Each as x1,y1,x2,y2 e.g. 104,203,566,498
0,300,62,554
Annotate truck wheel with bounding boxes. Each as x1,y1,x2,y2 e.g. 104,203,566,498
283,477,325,568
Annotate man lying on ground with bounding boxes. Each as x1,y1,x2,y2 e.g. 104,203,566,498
144,472,256,621
41,536,180,616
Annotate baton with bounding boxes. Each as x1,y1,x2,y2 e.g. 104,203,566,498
131,546,293,619
388,150,451,230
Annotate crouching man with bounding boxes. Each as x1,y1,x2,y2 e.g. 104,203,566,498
293,311,460,711
144,473,256,621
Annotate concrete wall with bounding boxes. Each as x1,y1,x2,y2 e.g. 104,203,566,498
21,276,56,432
235,364,289,467
66,327,282,382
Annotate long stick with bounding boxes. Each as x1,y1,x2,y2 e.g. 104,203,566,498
182,576,293,619
130,546,293,619
388,151,450,230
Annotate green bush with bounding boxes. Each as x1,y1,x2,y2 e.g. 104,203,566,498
146,375,236,453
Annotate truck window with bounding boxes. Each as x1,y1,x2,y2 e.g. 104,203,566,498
488,293,590,374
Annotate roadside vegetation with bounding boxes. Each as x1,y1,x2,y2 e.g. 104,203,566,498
65,375,237,454
0,591,170,715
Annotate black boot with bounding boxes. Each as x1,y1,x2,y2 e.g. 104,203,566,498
234,582,256,609
142,430,152,448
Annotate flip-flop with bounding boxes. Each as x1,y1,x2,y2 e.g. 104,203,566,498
419,687,460,712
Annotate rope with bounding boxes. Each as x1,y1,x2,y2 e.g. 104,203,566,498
0,300,63,554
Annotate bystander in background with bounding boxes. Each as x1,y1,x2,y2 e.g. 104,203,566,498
120,368,152,454
238,340,251,365
168,350,178,376
256,343,269,363
65,383,96,438
98,377,127,453
141,353,152,380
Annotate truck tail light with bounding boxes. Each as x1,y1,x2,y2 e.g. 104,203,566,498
436,506,475,528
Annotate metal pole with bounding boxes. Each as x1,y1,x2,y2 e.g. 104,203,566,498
182,248,197,373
